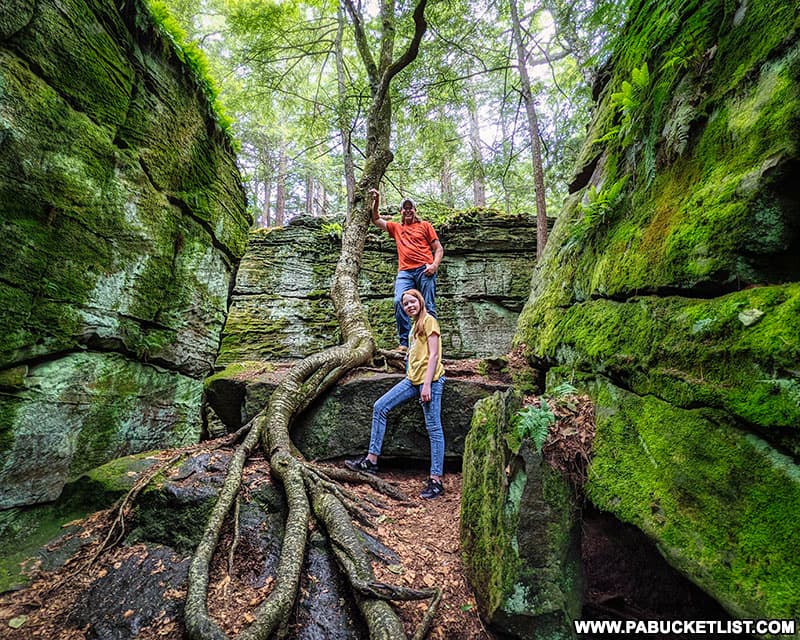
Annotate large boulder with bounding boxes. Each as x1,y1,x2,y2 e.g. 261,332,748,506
461,389,583,639
205,364,510,463
0,0,249,507
0,451,366,636
515,0,800,624
217,212,538,365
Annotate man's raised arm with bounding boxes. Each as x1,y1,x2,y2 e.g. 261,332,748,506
369,188,388,231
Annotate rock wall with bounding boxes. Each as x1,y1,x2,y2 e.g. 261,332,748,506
515,0,799,624
0,0,250,508
217,213,538,365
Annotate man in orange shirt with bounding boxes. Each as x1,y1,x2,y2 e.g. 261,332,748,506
369,188,444,352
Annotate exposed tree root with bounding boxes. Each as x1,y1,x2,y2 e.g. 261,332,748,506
181,3,436,636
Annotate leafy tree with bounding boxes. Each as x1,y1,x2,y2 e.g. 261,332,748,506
179,2,440,639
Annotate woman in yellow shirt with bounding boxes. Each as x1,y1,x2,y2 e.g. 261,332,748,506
346,289,446,499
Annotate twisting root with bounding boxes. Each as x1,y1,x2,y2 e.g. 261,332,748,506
412,588,442,640
227,495,241,577
321,466,411,502
305,476,408,639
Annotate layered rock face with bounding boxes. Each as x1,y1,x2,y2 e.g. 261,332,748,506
515,0,799,623
0,0,249,508
217,214,537,364
207,213,537,462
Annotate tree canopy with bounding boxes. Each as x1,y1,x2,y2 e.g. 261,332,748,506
158,0,629,225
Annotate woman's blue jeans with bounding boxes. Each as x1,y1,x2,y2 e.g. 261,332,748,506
368,376,446,477
394,266,437,347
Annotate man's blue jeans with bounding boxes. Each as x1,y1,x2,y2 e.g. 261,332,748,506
368,376,446,477
394,266,437,347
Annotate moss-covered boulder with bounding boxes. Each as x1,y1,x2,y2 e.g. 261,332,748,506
217,213,538,365
0,0,249,507
206,365,509,463
579,375,799,620
515,0,800,624
461,390,582,639
0,450,366,635
0,452,161,591
0,353,202,509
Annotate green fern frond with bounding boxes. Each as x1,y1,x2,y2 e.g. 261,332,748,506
513,400,556,453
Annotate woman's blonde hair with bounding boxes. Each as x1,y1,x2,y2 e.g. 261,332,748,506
401,289,428,339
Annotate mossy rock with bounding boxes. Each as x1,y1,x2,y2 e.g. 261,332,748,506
218,214,538,364
0,452,161,592
582,376,800,622
0,353,202,509
461,389,582,639
514,1,800,623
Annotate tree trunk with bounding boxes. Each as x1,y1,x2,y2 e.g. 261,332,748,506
184,1,432,639
305,174,314,217
467,84,486,207
275,147,286,226
440,156,454,207
510,0,549,258
262,176,272,228
336,6,357,222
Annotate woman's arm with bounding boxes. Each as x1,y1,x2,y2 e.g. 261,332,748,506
420,332,440,401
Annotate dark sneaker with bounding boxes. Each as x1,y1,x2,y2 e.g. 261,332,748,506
345,455,379,474
420,479,444,499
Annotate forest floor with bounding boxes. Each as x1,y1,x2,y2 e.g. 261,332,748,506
0,466,493,640
349,468,493,640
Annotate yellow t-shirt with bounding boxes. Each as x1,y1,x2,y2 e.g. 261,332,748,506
407,314,445,385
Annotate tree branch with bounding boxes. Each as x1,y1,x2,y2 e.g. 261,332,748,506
377,0,429,105
342,0,379,85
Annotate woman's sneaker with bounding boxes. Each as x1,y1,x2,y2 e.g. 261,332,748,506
345,455,379,474
420,478,444,499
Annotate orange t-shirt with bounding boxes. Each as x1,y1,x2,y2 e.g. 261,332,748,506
386,220,439,271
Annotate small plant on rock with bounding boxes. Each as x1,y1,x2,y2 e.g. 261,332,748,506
512,399,556,453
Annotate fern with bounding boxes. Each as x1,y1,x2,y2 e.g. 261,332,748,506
513,400,556,453
321,221,343,240
609,63,650,146
551,381,578,396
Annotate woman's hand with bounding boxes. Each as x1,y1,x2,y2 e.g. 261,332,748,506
421,382,432,402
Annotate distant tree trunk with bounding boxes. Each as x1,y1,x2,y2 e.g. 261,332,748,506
275,147,287,226
336,6,357,222
262,176,272,227
510,0,548,258
306,174,314,216
468,90,486,207
440,156,454,207
250,176,260,226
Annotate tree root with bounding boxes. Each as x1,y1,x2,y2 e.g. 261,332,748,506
321,466,411,503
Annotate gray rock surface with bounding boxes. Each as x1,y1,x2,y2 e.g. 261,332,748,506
217,214,538,365
0,0,249,508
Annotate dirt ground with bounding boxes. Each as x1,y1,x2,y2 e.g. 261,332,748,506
0,466,493,640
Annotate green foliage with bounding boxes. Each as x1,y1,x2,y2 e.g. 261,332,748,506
320,221,343,240
609,62,650,144
512,399,555,453
568,175,628,245
551,381,578,396
144,0,234,136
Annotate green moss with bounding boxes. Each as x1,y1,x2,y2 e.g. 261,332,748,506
0,453,156,591
127,482,214,552
585,379,800,619
557,3,800,298
0,397,21,463
540,285,800,431
461,390,522,615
